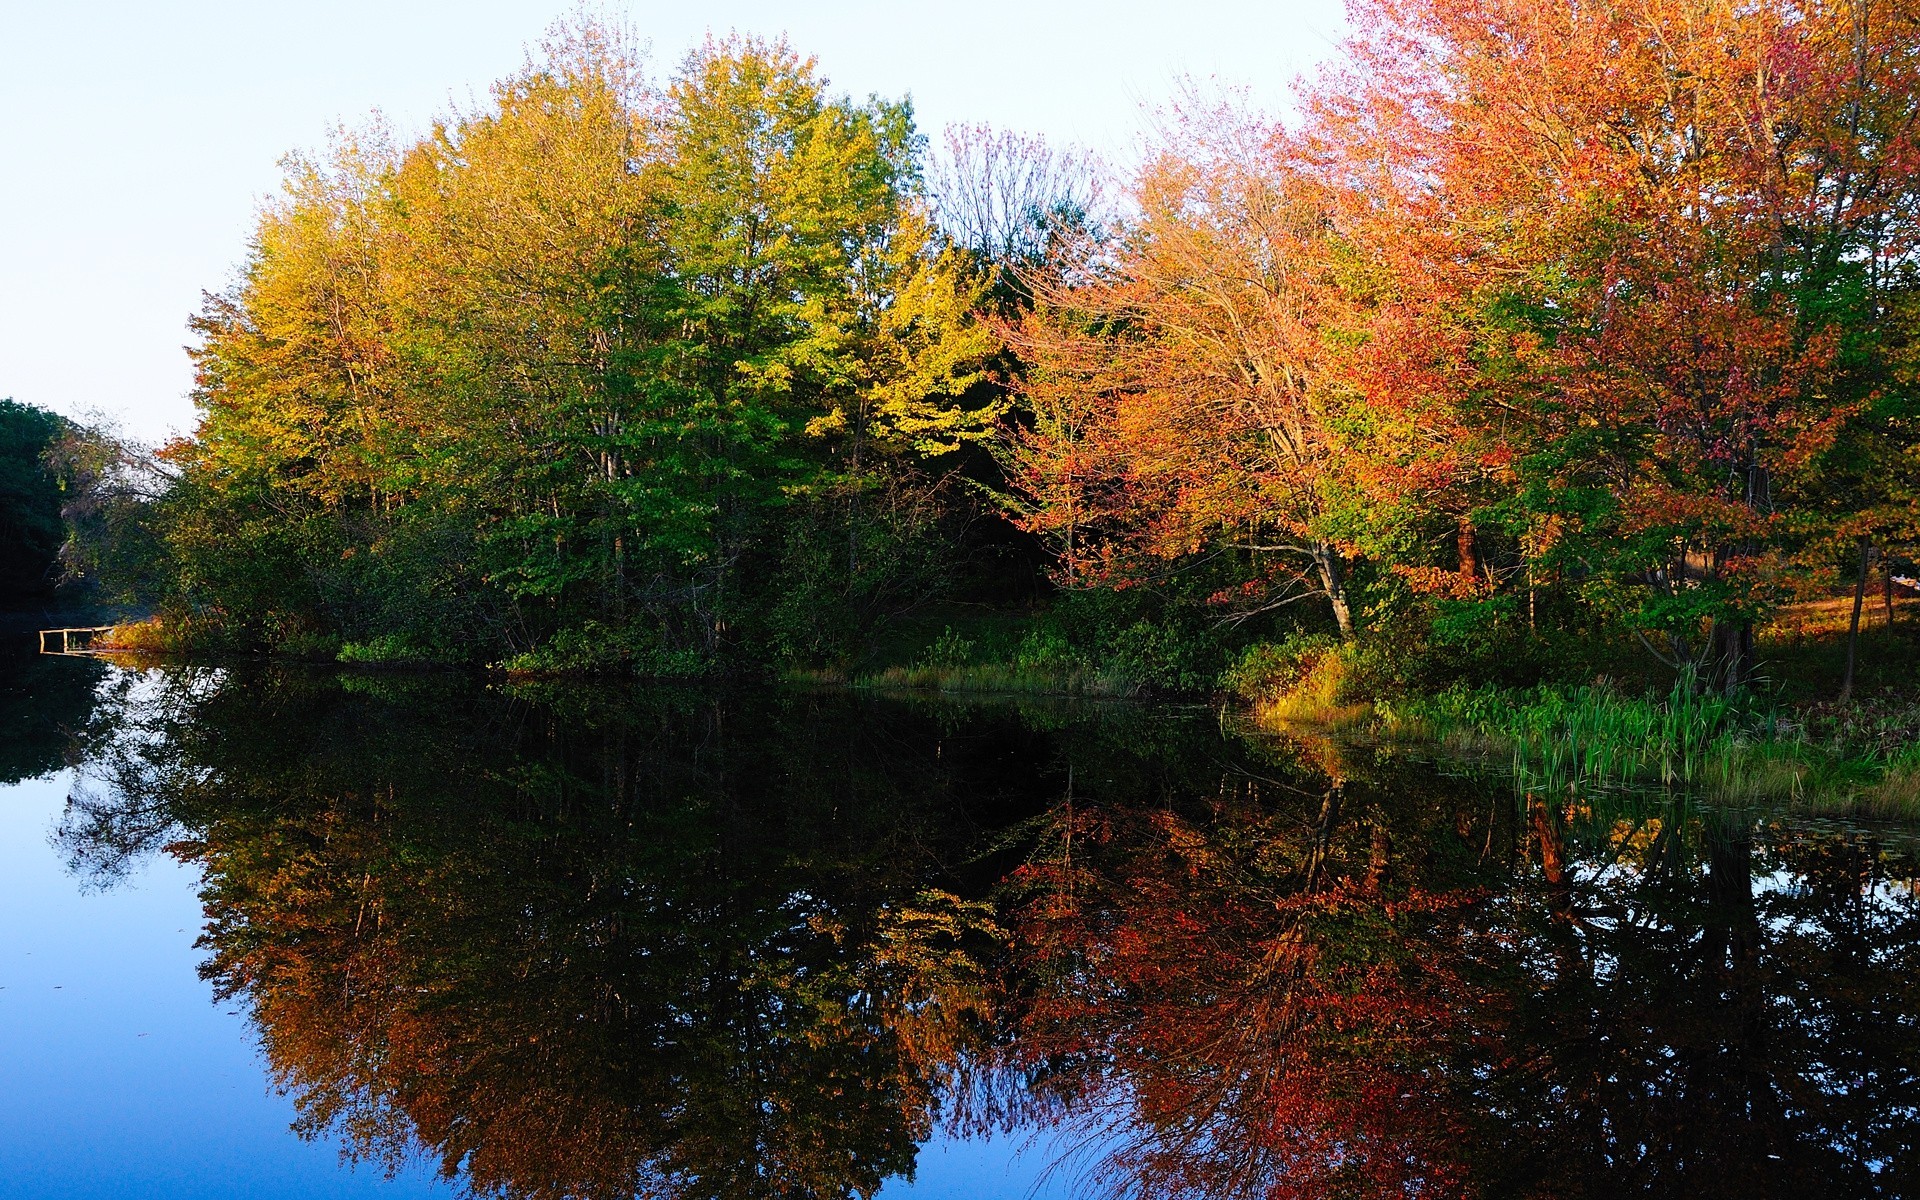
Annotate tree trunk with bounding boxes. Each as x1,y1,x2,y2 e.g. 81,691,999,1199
1457,517,1479,592
1721,462,1767,697
1841,537,1870,702
1527,562,1537,632
1365,815,1391,893
1530,795,1566,888
1315,543,1354,641
1721,619,1753,697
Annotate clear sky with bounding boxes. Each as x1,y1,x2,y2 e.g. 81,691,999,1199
1,1,1347,441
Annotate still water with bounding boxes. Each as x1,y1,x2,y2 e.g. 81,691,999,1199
4,647,1919,1199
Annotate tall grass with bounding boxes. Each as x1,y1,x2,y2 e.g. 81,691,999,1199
852,661,1141,698
1396,672,1915,818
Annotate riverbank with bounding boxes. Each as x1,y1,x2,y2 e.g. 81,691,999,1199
64,593,1920,821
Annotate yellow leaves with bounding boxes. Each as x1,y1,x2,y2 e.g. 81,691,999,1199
864,244,1001,455
1607,817,1664,869
803,407,848,438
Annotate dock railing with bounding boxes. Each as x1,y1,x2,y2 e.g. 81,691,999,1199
38,626,122,656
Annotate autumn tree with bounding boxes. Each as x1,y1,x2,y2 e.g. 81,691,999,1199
166,20,995,667
1321,0,1920,688
1001,99,1381,637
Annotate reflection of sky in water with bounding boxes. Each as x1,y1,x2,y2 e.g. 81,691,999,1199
0,770,1065,1199
0,772,448,1198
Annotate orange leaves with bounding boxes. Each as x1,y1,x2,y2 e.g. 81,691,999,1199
1283,0,1920,657
997,105,1381,626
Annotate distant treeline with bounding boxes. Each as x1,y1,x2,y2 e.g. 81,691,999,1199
0,398,76,602
59,2,1920,690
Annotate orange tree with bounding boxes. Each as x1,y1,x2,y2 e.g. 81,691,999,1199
1321,0,1920,688
999,100,1396,640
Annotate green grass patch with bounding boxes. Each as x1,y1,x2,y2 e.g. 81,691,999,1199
1386,674,1920,820
853,661,1140,698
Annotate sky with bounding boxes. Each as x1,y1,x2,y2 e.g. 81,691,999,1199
0,1,1348,442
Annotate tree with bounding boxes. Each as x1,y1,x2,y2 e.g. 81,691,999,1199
928,122,1105,288
1000,98,1383,637
1322,0,1920,689
0,398,72,599
168,21,996,667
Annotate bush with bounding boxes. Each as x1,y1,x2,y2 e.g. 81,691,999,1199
1011,626,1077,672
101,616,187,655
1221,634,1341,704
1220,633,1380,726
917,627,978,669
275,629,342,661
497,621,708,678
337,634,463,667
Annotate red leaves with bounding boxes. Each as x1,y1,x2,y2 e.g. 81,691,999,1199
999,801,1487,1199
995,0,1920,660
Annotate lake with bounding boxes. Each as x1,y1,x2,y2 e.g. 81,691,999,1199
4,646,1918,1198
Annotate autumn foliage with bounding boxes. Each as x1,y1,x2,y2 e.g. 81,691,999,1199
1004,0,1920,688
66,3,1920,690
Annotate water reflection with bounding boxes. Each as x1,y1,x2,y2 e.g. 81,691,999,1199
58,668,1920,1198
0,638,102,784
1000,769,1920,1198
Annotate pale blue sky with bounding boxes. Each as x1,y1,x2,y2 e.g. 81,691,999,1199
1,1,1346,440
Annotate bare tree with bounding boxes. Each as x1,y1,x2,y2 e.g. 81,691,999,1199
927,123,1106,270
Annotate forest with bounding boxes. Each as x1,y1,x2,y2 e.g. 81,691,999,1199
36,0,1920,730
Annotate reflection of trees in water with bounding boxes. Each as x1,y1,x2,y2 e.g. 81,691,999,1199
992,758,1491,1200
61,671,1074,1199
997,758,1920,1200
0,646,104,784
58,671,1920,1199
1475,810,1920,1199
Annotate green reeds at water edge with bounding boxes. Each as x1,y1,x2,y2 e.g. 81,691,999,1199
1399,671,1920,819
844,661,1141,697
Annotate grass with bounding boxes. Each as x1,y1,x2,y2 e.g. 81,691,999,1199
1382,675,1920,819
1228,593,1920,821
828,616,1178,698
1860,763,1920,819
849,661,1141,698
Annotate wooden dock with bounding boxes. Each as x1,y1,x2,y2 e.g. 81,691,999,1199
38,626,122,656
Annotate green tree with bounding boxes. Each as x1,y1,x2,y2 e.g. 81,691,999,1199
0,398,71,599
168,22,995,668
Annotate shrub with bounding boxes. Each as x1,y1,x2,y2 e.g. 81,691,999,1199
1107,620,1211,692
1011,626,1078,672
337,634,462,666
497,622,708,678
917,627,979,669
102,616,185,655
1221,634,1341,705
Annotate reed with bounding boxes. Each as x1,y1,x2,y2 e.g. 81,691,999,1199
1398,674,1919,819
1858,762,1920,820
853,661,1140,698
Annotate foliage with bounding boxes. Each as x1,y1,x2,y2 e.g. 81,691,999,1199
60,4,1920,707
0,398,72,599
148,23,997,668
992,0,1920,697
1220,633,1343,706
